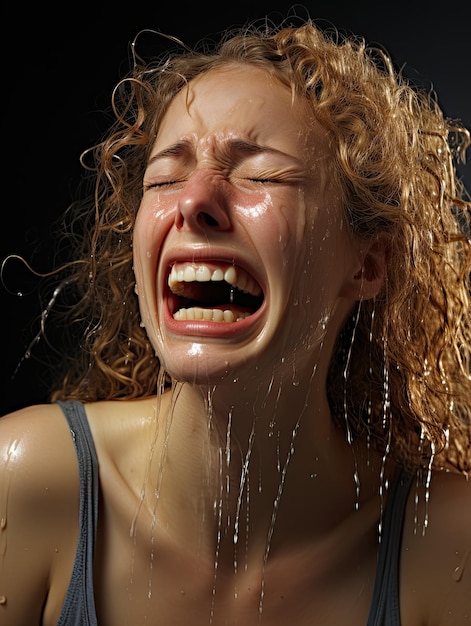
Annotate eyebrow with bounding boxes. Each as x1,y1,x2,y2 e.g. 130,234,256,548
147,140,192,165
146,138,297,166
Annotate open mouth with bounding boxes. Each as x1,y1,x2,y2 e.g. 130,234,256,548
167,262,264,323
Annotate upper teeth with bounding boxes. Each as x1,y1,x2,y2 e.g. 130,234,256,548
168,262,262,297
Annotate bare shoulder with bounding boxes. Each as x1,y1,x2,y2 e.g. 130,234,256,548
0,402,78,484
0,400,80,539
0,403,80,625
401,469,471,626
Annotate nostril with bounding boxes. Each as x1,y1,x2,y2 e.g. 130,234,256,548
175,211,219,230
175,212,184,230
198,212,219,227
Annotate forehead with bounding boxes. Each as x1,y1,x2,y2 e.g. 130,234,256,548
153,65,327,156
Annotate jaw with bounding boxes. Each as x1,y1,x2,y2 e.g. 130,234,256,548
156,300,270,385
155,300,334,392
139,240,344,389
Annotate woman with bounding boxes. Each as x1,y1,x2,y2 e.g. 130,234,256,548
1,16,470,626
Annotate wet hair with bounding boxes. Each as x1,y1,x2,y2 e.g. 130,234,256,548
19,17,471,472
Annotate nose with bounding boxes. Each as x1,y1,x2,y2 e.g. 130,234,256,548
174,170,232,232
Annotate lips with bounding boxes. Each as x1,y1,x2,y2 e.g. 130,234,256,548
166,261,264,323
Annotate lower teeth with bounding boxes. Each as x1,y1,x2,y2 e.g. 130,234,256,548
173,307,250,322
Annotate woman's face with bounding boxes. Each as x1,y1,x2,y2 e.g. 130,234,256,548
133,65,360,384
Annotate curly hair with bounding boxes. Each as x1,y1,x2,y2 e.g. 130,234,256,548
43,17,470,472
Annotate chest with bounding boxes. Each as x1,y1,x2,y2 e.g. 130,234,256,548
92,501,379,626
88,432,406,626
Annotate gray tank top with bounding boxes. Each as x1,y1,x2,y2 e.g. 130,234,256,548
55,399,414,626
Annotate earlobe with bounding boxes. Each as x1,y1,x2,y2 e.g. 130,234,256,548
342,236,389,301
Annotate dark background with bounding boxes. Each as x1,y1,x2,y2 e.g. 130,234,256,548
2,1,470,415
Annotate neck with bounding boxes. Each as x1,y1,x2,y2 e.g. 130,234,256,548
143,365,387,567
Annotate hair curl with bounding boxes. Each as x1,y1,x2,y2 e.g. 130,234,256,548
38,17,469,472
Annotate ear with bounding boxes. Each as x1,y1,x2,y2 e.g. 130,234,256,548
340,235,389,301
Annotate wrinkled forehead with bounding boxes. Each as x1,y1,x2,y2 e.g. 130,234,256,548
153,64,330,161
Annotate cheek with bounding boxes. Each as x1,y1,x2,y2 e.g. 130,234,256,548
132,209,151,290
289,195,351,304
132,199,171,319
303,184,347,264
235,194,276,224
274,190,310,272
240,190,302,262
133,197,173,268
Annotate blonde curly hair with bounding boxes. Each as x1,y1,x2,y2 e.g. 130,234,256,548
45,17,470,472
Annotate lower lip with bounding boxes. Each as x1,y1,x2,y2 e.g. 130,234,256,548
164,295,264,338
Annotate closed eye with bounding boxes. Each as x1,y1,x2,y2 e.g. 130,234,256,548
144,180,180,191
247,178,282,184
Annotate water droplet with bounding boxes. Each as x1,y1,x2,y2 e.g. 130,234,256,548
452,549,470,582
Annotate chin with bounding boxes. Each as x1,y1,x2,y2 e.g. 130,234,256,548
158,346,235,386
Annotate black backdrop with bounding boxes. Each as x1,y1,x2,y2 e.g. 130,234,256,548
2,1,470,415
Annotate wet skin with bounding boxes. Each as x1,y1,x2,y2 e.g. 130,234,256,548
133,64,371,390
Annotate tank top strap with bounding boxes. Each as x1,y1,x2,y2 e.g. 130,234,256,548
366,467,415,626
56,399,99,626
